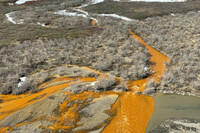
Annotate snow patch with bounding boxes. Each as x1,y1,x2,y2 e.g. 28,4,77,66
90,17,99,23
79,0,104,8
54,10,87,18
55,10,98,23
8,3,14,5
97,14,132,21
72,8,89,15
15,0,37,5
144,67,148,71
128,0,186,2
5,12,23,24
91,82,96,86
18,77,26,87
86,81,97,87
91,0,104,4
37,22,45,27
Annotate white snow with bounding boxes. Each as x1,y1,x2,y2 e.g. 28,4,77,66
8,3,14,5
129,0,186,2
55,10,132,23
79,0,104,8
5,12,16,24
54,10,87,18
72,8,89,15
91,82,96,86
86,82,97,87
171,13,175,16
90,17,99,23
18,77,26,87
144,67,148,71
15,0,37,5
37,22,45,27
5,12,23,24
55,10,98,23
91,0,104,4
97,14,132,21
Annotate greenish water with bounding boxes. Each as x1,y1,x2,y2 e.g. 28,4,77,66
146,93,200,133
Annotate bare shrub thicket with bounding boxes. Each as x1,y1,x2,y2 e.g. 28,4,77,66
94,75,117,91
4,0,91,27
0,19,150,94
134,11,200,93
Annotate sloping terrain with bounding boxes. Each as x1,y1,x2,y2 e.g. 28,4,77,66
0,0,199,133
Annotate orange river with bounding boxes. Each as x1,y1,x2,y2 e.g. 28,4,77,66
0,30,169,133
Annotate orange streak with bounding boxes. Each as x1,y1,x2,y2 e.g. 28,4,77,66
49,91,100,130
102,31,169,133
0,30,169,133
91,20,97,26
130,30,169,82
0,77,95,121
102,93,154,133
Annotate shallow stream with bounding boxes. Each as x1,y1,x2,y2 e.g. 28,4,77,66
146,93,200,132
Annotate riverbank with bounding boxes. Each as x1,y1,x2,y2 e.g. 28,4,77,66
147,93,200,132
0,0,199,132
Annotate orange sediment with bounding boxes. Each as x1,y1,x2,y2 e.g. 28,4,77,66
102,31,169,133
0,30,169,133
0,77,96,121
0,78,72,121
91,20,97,26
102,93,154,133
48,91,100,130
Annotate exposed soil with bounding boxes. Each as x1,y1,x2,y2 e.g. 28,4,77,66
0,0,199,132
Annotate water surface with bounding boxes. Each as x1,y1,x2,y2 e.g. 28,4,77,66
146,93,200,132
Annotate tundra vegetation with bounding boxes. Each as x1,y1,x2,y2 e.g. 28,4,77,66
133,11,200,95
0,0,200,96
0,5,150,94
84,0,200,19
0,0,200,132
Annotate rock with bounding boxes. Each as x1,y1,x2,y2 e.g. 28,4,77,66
142,87,156,95
73,94,118,132
0,91,65,128
149,118,200,133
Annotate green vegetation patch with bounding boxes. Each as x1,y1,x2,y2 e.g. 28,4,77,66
0,23,94,46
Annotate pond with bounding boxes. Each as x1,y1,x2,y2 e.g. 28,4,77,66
146,93,200,132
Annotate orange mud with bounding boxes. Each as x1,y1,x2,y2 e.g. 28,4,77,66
0,77,75,121
101,31,169,133
0,30,169,133
102,93,154,133
130,30,169,82
49,91,119,130
124,31,169,92
48,91,100,130
0,77,96,125
91,20,97,26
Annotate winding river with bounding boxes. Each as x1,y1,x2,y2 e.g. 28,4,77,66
0,28,170,132
1,1,185,132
